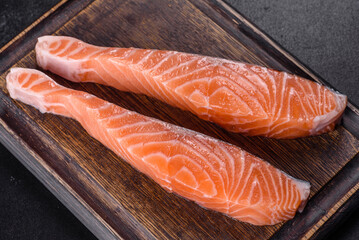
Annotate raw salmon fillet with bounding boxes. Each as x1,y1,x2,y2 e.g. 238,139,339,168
35,36,347,139
7,68,310,225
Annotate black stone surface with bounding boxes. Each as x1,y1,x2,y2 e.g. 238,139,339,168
0,0,358,239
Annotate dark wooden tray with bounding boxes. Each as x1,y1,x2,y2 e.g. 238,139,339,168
1,0,358,239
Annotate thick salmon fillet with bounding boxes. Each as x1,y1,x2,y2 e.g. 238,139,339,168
35,36,347,139
7,68,310,225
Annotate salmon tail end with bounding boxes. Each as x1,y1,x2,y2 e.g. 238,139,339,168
6,68,47,114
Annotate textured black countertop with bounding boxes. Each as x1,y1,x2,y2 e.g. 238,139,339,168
1,0,358,239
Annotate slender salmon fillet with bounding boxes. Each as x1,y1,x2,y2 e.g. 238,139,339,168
7,68,310,225
35,36,347,139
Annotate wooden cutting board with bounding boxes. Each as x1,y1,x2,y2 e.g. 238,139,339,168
1,0,359,239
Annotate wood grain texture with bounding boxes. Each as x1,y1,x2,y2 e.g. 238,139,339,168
0,0,359,239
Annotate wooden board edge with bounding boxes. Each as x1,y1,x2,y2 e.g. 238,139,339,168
0,0,95,74
306,182,359,239
342,107,359,140
271,153,359,239
0,0,69,54
0,118,121,240
310,186,359,240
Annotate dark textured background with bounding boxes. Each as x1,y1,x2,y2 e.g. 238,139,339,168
0,0,358,239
